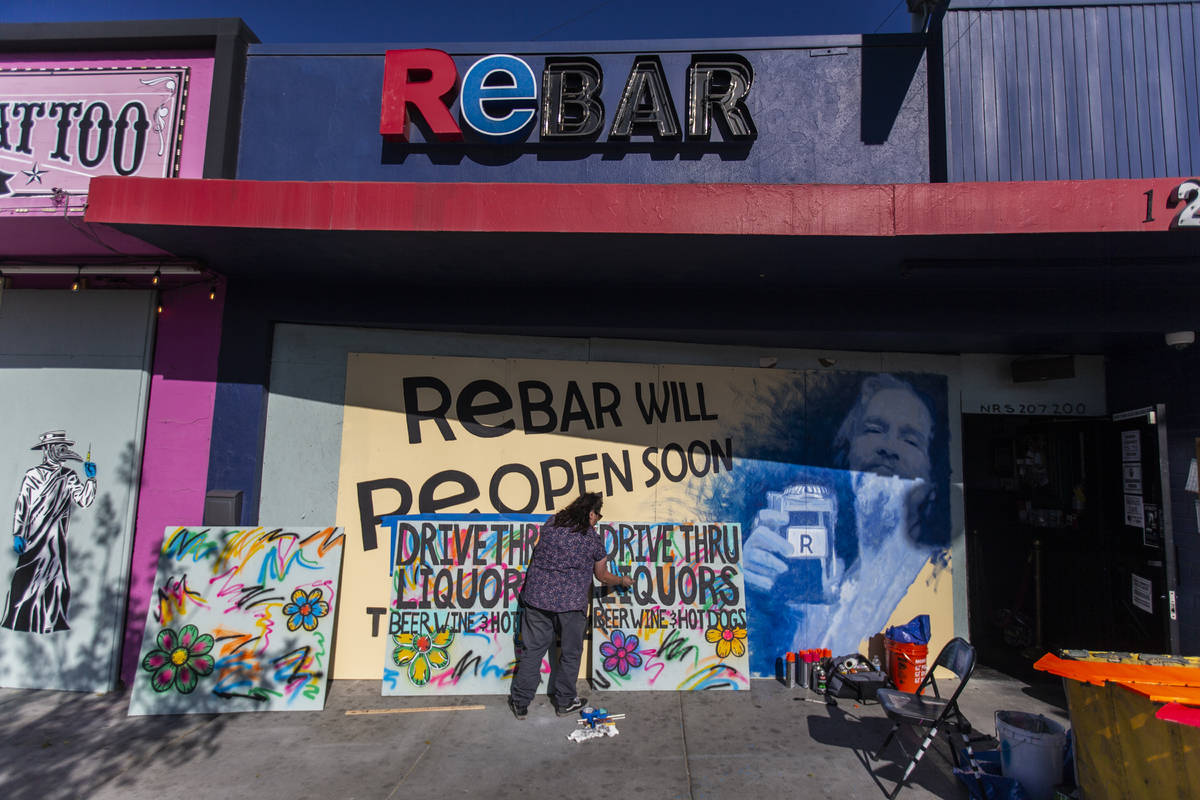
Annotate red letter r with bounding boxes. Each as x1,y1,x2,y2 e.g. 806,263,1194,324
380,49,463,142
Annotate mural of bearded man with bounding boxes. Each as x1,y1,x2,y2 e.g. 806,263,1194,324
709,371,950,677
1,430,97,633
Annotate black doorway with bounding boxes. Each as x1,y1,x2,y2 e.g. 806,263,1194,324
962,414,1113,680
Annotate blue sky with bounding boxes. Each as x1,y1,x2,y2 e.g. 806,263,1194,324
6,0,916,43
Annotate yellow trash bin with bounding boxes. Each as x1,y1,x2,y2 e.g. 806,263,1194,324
1035,652,1200,800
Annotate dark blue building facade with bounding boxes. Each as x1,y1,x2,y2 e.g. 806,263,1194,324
943,0,1200,182
238,35,933,185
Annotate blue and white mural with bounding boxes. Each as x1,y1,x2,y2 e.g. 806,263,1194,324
698,371,950,676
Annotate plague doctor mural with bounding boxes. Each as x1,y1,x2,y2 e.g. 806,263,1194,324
701,372,950,676
1,430,97,633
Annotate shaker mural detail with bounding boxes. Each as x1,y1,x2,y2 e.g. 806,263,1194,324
335,355,952,681
706,371,950,676
2,430,96,633
128,525,345,715
592,521,748,690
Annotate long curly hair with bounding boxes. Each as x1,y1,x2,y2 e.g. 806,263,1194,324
548,492,603,532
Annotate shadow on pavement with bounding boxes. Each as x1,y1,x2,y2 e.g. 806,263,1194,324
805,698,966,798
0,687,229,800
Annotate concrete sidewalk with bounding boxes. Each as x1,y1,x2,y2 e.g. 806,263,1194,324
0,667,1068,800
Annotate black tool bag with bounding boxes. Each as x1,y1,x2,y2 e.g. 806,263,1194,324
826,653,892,702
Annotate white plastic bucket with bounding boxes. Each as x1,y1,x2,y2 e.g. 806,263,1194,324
995,710,1068,800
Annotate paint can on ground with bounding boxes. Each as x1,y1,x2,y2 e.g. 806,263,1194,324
995,710,1068,800
884,638,927,693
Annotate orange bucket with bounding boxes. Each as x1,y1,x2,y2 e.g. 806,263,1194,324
885,638,928,693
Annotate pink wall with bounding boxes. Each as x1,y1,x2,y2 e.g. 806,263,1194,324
120,280,224,685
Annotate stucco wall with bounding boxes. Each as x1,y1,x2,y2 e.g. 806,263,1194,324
237,37,930,185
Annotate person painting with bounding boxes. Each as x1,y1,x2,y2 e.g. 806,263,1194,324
508,491,631,720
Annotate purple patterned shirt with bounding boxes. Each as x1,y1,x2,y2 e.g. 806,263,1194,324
519,523,607,612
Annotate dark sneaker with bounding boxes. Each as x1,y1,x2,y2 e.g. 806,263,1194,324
507,697,527,720
555,696,587,717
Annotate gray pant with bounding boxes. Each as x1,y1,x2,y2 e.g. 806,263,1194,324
509,603,585,709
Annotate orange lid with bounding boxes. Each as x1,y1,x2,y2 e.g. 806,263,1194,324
786,652,795,662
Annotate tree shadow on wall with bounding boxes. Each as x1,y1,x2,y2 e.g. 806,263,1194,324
0,549,338,798
860,35,924,145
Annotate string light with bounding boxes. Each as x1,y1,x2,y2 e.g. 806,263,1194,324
152,268,161,286
209,283,217,301
71,268,82,293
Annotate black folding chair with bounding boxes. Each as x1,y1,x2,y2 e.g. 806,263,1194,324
871,636,977,798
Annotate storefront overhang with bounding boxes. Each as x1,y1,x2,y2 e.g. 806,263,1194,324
84,175,1200,353
86,175,1198,284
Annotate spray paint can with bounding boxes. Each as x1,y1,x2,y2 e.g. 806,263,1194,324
785,652,796,688
815,662,828,694
797,651,809,689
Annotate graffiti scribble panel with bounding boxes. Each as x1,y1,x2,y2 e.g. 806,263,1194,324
128,526,345,716
591,522,749,691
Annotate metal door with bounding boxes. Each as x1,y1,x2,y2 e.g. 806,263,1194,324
1109,405,1180,654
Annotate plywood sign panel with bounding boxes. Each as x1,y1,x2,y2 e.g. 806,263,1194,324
381,515,541,696
128,526,344,715
592,521,748,690
334,355,953,682
379,514,749,694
